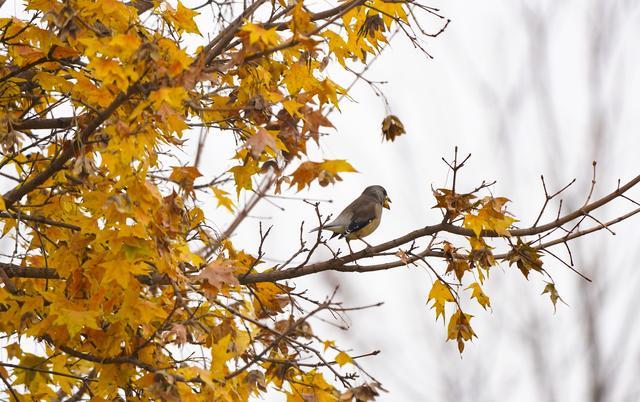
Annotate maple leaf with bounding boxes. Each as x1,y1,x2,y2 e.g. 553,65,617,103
301,109,334,142
541,282,566,312
466,282,491,310
245,370,268,393
283,63,311,95
212,186,235,212
229,158,259,196
251,282,291,318
194,261,240,298
241,23,281,46
446,259,470,282
100,259,147,288
433,188,477,218
54,308,101,337
427,279,455,321
290,159,357,191
468,237,496,270
170,166,202,193
340,383,382,402
164,1,201,35
506,239,544,279
463,196,516,237
462,214,484,238
246,128,277,158
168,323,188,346
210,334,234,380
447,309,476,353
335,351,353,367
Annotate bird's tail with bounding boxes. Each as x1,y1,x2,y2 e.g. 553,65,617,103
310,224,342,237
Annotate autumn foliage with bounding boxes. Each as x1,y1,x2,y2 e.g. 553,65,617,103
0,0,639,401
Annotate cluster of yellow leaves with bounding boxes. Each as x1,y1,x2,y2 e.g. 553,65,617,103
0,0,416,398
429,187,564,352
463,197,516,237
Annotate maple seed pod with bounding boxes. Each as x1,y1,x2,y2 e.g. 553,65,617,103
381,114,406,141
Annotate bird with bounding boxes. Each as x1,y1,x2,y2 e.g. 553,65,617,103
311,185,391,246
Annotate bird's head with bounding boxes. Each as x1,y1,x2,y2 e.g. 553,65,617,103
363,185,391,209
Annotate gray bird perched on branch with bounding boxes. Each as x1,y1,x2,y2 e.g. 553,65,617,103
311,185,391,243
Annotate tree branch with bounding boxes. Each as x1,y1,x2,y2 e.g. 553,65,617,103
2,90,132,207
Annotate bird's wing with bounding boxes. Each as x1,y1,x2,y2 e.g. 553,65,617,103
310,194,365,233
311,194,380,235
343,197,377,235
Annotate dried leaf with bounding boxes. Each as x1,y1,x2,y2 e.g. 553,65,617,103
381,115,405,141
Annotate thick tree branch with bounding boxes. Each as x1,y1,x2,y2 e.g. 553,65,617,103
0,211,80,230
3,195,639,286
12,117,75,131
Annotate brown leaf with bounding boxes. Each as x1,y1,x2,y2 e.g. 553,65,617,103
506,239,543,279
301,109,333,143
169,166,202,193
290,160,357,191
194,260,240,298
395,249,410,265
381,115,405,141
446,259,470,282
341,382,384,402
168,323,188,346
246,128,277,158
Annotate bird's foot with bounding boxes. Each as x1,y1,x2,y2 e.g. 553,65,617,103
359,239,374,252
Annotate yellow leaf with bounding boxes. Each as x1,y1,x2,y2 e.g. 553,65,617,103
229,158,259,196
54,308,101,337
323,340,335,351
100,259,147,288
241,22,281,46
211,334,233,380
335,351,353,367
165,1,201,35
170,166,202,192
463,214,484,238
212,187,235,212
463,196,516,237
427,279,454,321
466,282,490,310
282,63,310,94
282,99,303,116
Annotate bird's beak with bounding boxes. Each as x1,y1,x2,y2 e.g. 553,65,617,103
383,196,391,209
